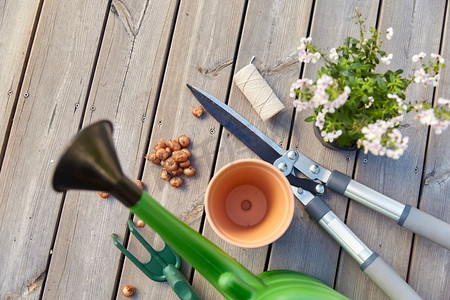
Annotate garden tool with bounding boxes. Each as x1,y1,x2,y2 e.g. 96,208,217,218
112,220,200,300
186,85,436,300
52,120,348,300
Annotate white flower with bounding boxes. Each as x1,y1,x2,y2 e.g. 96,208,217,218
298,37,312,51
329,86,351,112
315,110,326,129
365,96,374,108
311,52,321,64
432,120,450,135
414,109,449,134
388,93,407,112
290,78,312,96
412,52,426,62
386,27,393,40
431,53,445,63
413,68,428,84
381,53,393,65
298,49,310,63
415,109,435,125
300,37,312,44
437,97,450,107
359,118,408,159
431,74,440,87
329,48,338,60
321,130,342,143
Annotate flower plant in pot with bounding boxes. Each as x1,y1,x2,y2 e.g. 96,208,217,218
290,10,450,159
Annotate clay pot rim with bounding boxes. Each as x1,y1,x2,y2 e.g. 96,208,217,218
205,158,295,248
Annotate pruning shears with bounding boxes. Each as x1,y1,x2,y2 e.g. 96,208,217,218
188,85,450,300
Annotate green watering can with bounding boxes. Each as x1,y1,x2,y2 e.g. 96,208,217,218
52,120,348,300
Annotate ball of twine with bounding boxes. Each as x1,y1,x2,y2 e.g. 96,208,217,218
234,61,285,121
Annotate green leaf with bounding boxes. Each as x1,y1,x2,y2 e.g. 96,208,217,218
349,62,363,70
304,116,315,122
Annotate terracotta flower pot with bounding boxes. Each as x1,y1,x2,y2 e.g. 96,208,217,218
205,159,294,248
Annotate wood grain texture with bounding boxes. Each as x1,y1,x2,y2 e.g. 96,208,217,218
1,0,449,299
407,2,450,298
0,0,110,298
268,0,379,293
43,0,179,299
0,0,41,160
335,1,448,299
126,1,246,299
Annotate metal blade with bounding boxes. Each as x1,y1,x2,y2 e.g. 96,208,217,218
187,84,284,164
187,85,319,193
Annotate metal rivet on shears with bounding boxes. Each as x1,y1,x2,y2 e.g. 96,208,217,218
287,150,298,160
309,164,320,174
296,187,304,195
315,184,325,195
277,162,288,172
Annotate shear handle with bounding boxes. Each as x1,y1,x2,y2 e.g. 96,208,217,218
301,195,421,300
327,170,450,250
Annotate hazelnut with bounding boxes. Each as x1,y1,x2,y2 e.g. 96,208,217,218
170,176,183,187
98,191,110,199
167,139,181,151
155,148,170,160
154,138,166,151
135,219,145,228
192,105,204,118
134,179,144,190
178,135,190,148
145,152,160,165
172,150,188,162
164,157,178,172
122,285,135,297
165,146,173,156
181,148,191,157
179,160,190,169
170,168,183,176
183,166,196,177
160,169,172,181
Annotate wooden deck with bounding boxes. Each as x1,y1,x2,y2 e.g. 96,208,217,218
1,0,449,299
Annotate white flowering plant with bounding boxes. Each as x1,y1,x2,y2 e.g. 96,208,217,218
290,11,450,159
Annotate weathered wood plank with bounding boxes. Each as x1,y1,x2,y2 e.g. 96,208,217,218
43,0,179,299
268,0,379,293
0,0,110,298
122,1,246,299
0,0,41,162
407,2,450,298
335,1,448,299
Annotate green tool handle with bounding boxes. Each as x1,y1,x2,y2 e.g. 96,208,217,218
130,191,265,299
164,264,201,300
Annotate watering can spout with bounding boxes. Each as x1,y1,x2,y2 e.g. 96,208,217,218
52,120,141,207
52,120,265,299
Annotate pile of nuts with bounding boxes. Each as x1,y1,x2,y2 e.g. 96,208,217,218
146,135,196,187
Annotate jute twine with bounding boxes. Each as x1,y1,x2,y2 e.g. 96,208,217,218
233,61,284,121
